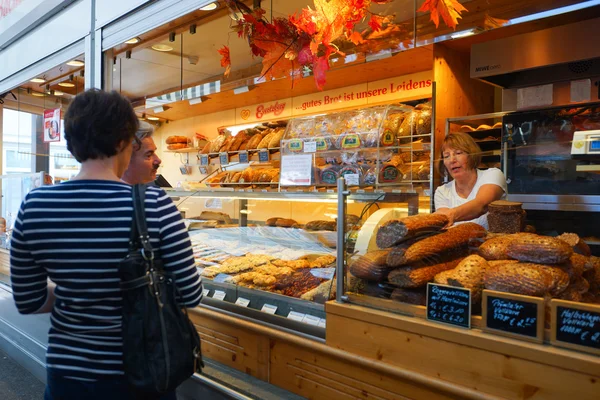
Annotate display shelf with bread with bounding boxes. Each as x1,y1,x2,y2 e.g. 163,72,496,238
445,112,509,171
165,188,419,337
278,102,434,195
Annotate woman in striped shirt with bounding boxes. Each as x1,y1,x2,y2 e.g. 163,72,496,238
10,89,203,400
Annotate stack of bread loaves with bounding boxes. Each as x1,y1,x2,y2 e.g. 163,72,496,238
165,135,189,150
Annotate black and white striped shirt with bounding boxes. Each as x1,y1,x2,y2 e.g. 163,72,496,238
10,180,202,381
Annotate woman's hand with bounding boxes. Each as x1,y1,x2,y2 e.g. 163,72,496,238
435,208,456,228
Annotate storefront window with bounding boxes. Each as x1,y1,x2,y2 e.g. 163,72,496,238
2,108,34,174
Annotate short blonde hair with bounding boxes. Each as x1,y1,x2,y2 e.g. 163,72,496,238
437,132,482,175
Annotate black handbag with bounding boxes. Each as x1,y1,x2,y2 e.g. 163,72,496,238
119,184,203,396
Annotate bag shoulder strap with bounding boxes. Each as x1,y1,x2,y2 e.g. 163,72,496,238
132,184,154,260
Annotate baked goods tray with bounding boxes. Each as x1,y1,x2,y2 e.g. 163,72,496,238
201,280,327,339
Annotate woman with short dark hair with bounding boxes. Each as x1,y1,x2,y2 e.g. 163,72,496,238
434,131,507,228
10,89,202,400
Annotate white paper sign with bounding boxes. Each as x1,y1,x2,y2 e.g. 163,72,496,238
212,290,226,301
261,304,278,314
304,141,317,153
204,198,223,209
202,289,210,297
570,79,591,103
235,297,250,307
280,154,313,186
517,84,553,109
302,314,321,326
344,173,360,186
287,311,306,321
318,318,327,328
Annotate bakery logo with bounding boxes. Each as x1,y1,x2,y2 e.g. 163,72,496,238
256,102,286,119
474,64,501,73
240,109,251,120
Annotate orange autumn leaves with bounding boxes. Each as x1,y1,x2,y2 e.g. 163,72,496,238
217,46,231,77
417,0,468,30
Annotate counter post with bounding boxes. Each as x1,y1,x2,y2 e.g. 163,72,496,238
336,177,348,303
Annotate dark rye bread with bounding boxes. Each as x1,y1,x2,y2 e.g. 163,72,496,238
386,223,485,267
387,258,462,288
349,250,392,282
506,235,573,264
376,214,449,249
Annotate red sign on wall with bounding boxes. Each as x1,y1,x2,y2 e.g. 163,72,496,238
1,0,25,19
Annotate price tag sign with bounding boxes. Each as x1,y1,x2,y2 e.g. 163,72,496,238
302,314,321,326
235,297,250,307
287,311,306,322
261,303,278,315
280,154,313,186
318,318,326,328
426,283,471,329
304,141,317,153
202,289,210,297
258,149,269,162
198,167,208,175
212,290,226,301
482,290,544,343
200,154,209,166
213,273,230,283
551,300,600,355
238,151,249,163
344,173,359,186
219,152,229,165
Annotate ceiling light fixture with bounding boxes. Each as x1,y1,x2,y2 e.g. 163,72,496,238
147,116,160,121
152,44,173,52
200,2,218,11
58,82,75,87
66,60,85,67
124,37,141,44
53,90,64,96
31,91,45,97
30,78,45,83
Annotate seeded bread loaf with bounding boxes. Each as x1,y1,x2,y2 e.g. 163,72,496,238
376,214,449,249
506,235,573,264
387,223,485,267
349,250,393,282
478,233,537,260
557,232,592,257
484,263,555,297
439,255,489,303
387,258,462,288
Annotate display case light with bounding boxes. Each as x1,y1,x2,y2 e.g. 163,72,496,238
450,28,477,39
66,60,85,67
152,44,173,52
30,78,45,83
124,37,141,44
147,116,160,121
58,82,75,88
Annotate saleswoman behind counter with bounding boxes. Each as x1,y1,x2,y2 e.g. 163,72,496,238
434,132,507,229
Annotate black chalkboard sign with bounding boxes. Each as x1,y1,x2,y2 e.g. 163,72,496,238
258,149,269,162
482,290,544,342
551,300,600,355
219,152,229,165
238,151,249,164
426,283,471,329
199,154,209,166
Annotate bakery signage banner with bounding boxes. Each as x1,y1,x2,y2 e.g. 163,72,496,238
43,108,61,143
236,98,292,124
234,70,432,123
292,70,433,117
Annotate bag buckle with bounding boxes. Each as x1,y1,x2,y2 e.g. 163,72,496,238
141,247,154,261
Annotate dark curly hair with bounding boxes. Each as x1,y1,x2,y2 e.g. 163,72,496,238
64,89,139,162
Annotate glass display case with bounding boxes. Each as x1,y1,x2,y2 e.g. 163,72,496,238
168,188,419,338
280,102,433,195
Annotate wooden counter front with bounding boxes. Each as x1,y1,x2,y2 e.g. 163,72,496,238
326,301,600,400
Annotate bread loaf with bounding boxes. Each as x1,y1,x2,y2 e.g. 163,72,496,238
209,135,228,153
305,220,336,231
257,131,274,149
267,128,285,149
478,233,536,260
557,277,590,302
390,288,426,305
484,263,554,297
557,232,592,257
376,214,449,249
275,218,298,228
166,135,189,144
167,143,188,150
441,255,489,303
349,250,393,282
506,235,573,264
387,223,485,267
387,259,462,288
229,131,249,152
245,133,264,150
265,217,282,227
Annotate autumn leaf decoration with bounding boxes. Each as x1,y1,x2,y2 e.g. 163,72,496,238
483,13,509,30
220,0,389,90
418,0,468,30
217,46,231,77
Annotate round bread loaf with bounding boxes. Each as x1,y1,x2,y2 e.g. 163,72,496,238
166,135,188,144
167,143,188,150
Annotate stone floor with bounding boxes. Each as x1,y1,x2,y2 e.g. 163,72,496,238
0,348,45,400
